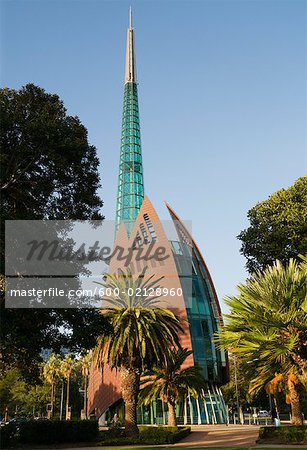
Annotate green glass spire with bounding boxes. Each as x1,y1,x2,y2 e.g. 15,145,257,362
115,8,144,235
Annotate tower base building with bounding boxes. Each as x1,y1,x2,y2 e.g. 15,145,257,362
88,9,228,425
88,198,229,425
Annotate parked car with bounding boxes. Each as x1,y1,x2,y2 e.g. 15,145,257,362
258,410,270,417
5,417,29,426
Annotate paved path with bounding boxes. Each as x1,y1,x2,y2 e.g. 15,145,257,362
175,425,259,447
59,424,304,449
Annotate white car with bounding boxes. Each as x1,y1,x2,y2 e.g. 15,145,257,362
258,410,270,417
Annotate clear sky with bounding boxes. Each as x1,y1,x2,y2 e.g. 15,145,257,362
1,0,306,312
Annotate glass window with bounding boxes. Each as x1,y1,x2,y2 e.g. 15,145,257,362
191,318,203,338
194,339,206,359
140,223,150,244
201,320,210,336
191,297,199,314
197,298,207,314
171,241,183,255
207,363,214,380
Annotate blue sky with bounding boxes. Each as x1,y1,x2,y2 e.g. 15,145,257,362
1,0,306,312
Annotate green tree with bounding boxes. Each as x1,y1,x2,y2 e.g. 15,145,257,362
94,268,182,435
216,259,307,425
238,176,307,274
221,355,274,417
0,368,49,418
0,84,109,377
0,84,102,221
221,356,251,410
139,348,205,426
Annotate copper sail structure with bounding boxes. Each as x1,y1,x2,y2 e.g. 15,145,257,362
115,7,144,235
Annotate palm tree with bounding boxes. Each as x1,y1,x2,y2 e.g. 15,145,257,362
265,373,298,419
60,354,75,420
79,351,92,419
216,259,307,425
42,353,61,417
95,267,183,436
139,347,206,426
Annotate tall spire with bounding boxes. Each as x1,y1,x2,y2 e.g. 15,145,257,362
125,6,137,84
115,8,144,235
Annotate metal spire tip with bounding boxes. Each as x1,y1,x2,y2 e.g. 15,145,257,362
129,6,132,28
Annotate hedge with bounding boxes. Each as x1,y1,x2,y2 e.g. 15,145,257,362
99,425,191,445
258,425,307,444
0,423,18,449
1,420,98,448
139,426,191,444
1,422,190,448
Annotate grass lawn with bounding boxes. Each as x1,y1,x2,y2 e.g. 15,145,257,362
102,448,292,450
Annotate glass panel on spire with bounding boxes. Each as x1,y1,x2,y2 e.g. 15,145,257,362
115,10,144,236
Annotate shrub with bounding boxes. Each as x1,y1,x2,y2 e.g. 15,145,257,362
169,426,191,443
99,425,191,445
0,423,18,449
139,425,191,443
19,419,99,445
258,426,307,444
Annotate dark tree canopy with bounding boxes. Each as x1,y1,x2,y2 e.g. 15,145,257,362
0,84,109,378
238,176,307,274
1,84,102,221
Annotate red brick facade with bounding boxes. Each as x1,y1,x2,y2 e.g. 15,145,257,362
88,197,194,416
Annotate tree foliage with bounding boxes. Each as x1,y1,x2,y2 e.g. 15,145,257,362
0,353,88,419
139,348,205,426
94,267,183,435
0,367,49,417
238,177,307,273
216,259,307,424
221,355,274,412
0,84,109,378
221,356,253,407
1,84,103,222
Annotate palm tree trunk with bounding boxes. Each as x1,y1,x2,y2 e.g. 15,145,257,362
167,401,177,426
83,375,88,419
66,375,70,420
51,382,54,408
50,382,54,417
287,377,302,425
60,379,64,420
290,354,307,384
120,366,140,436
273,396,280,419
